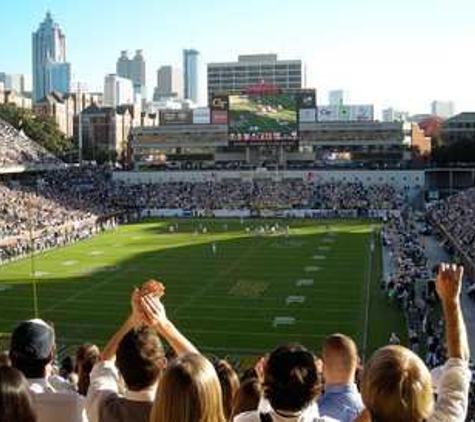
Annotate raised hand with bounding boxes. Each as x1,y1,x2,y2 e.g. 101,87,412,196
436,263,464,305
130,287,144,326
140,294,168,328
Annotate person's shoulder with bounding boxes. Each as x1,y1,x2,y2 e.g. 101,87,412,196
234,410,259,422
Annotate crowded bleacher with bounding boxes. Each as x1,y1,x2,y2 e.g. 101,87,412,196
429,187,475,264
0,117,62,169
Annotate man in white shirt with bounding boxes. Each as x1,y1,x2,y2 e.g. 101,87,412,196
10,319,87,422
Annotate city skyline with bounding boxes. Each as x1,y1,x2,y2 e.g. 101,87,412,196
0,0,474,112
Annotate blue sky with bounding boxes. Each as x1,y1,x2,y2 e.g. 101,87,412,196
1,0,474,114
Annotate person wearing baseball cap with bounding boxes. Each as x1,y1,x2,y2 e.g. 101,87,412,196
10,319,88,422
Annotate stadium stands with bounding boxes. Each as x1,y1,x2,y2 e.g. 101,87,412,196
0,117,62,170
429,187,475,265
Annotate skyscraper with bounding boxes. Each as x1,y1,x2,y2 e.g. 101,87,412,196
153,66,183,100
431,101,455,119
116,50,146,103
104,74,134,107
183,49,199,103
32,12,70,102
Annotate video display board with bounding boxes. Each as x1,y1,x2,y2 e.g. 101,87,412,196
229,92,298,145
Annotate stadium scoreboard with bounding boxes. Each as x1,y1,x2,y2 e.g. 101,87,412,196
211,88,316,146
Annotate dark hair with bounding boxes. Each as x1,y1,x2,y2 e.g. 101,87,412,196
0,366,37,422
10,353,51,379
60,356,75,378
214,360,240,420
116,327,164,391
263,344,320,412
75,344,100,396
231,377,260,419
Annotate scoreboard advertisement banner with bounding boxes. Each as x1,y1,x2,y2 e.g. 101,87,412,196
317,105,339,121
296,90,316,109
211,110,228,125
228,92,298,145
193,108,211,124
159,110,192,125
211,94,229,111
317,105,374,122
350,105,374,121
299,108,316,123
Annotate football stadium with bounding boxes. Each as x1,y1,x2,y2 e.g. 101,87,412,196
1,5,475,420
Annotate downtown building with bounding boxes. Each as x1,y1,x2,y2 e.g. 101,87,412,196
431,100,455,119
153,65,183,101
32,12,71,103
183,49,199,103
207,54,304,101
116,50,146,104
104,74,135,107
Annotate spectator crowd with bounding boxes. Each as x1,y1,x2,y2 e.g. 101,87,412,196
0,168,119,265
110,180,404,212
429,187,475,264
0,118,61,168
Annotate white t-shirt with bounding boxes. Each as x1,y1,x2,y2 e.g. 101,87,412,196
28,378,87,422
234,398,338,422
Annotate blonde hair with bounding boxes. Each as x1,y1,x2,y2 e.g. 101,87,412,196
362,345,434,422
150,353,226,422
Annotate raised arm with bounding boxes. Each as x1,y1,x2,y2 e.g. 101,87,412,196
141,294,199,356
101,288,142,361
436,263,469,361
430,263,472,422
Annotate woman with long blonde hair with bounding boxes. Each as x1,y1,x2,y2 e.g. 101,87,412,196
150,353,226,422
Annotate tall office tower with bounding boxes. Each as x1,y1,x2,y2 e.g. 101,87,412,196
183,49,199,103
116,50,147,103
32,12,70,102
3,74,26,94
153,65,183,100
207,53,303,101
431,101,455,119
329,90,345,106
104,74,134,107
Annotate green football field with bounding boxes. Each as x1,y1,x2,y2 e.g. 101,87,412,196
0,219,405,363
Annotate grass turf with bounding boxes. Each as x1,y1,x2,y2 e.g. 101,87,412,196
0,219,406,361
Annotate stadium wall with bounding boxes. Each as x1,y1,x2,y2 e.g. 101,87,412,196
113,170,425,190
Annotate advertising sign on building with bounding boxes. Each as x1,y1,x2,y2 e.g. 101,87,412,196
296,90,316,109
193,108,211,124
159,110,192,125
211,94,229,111
317,106,339,122
211,110,228,124
299,108,316,123
349,105,374,121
